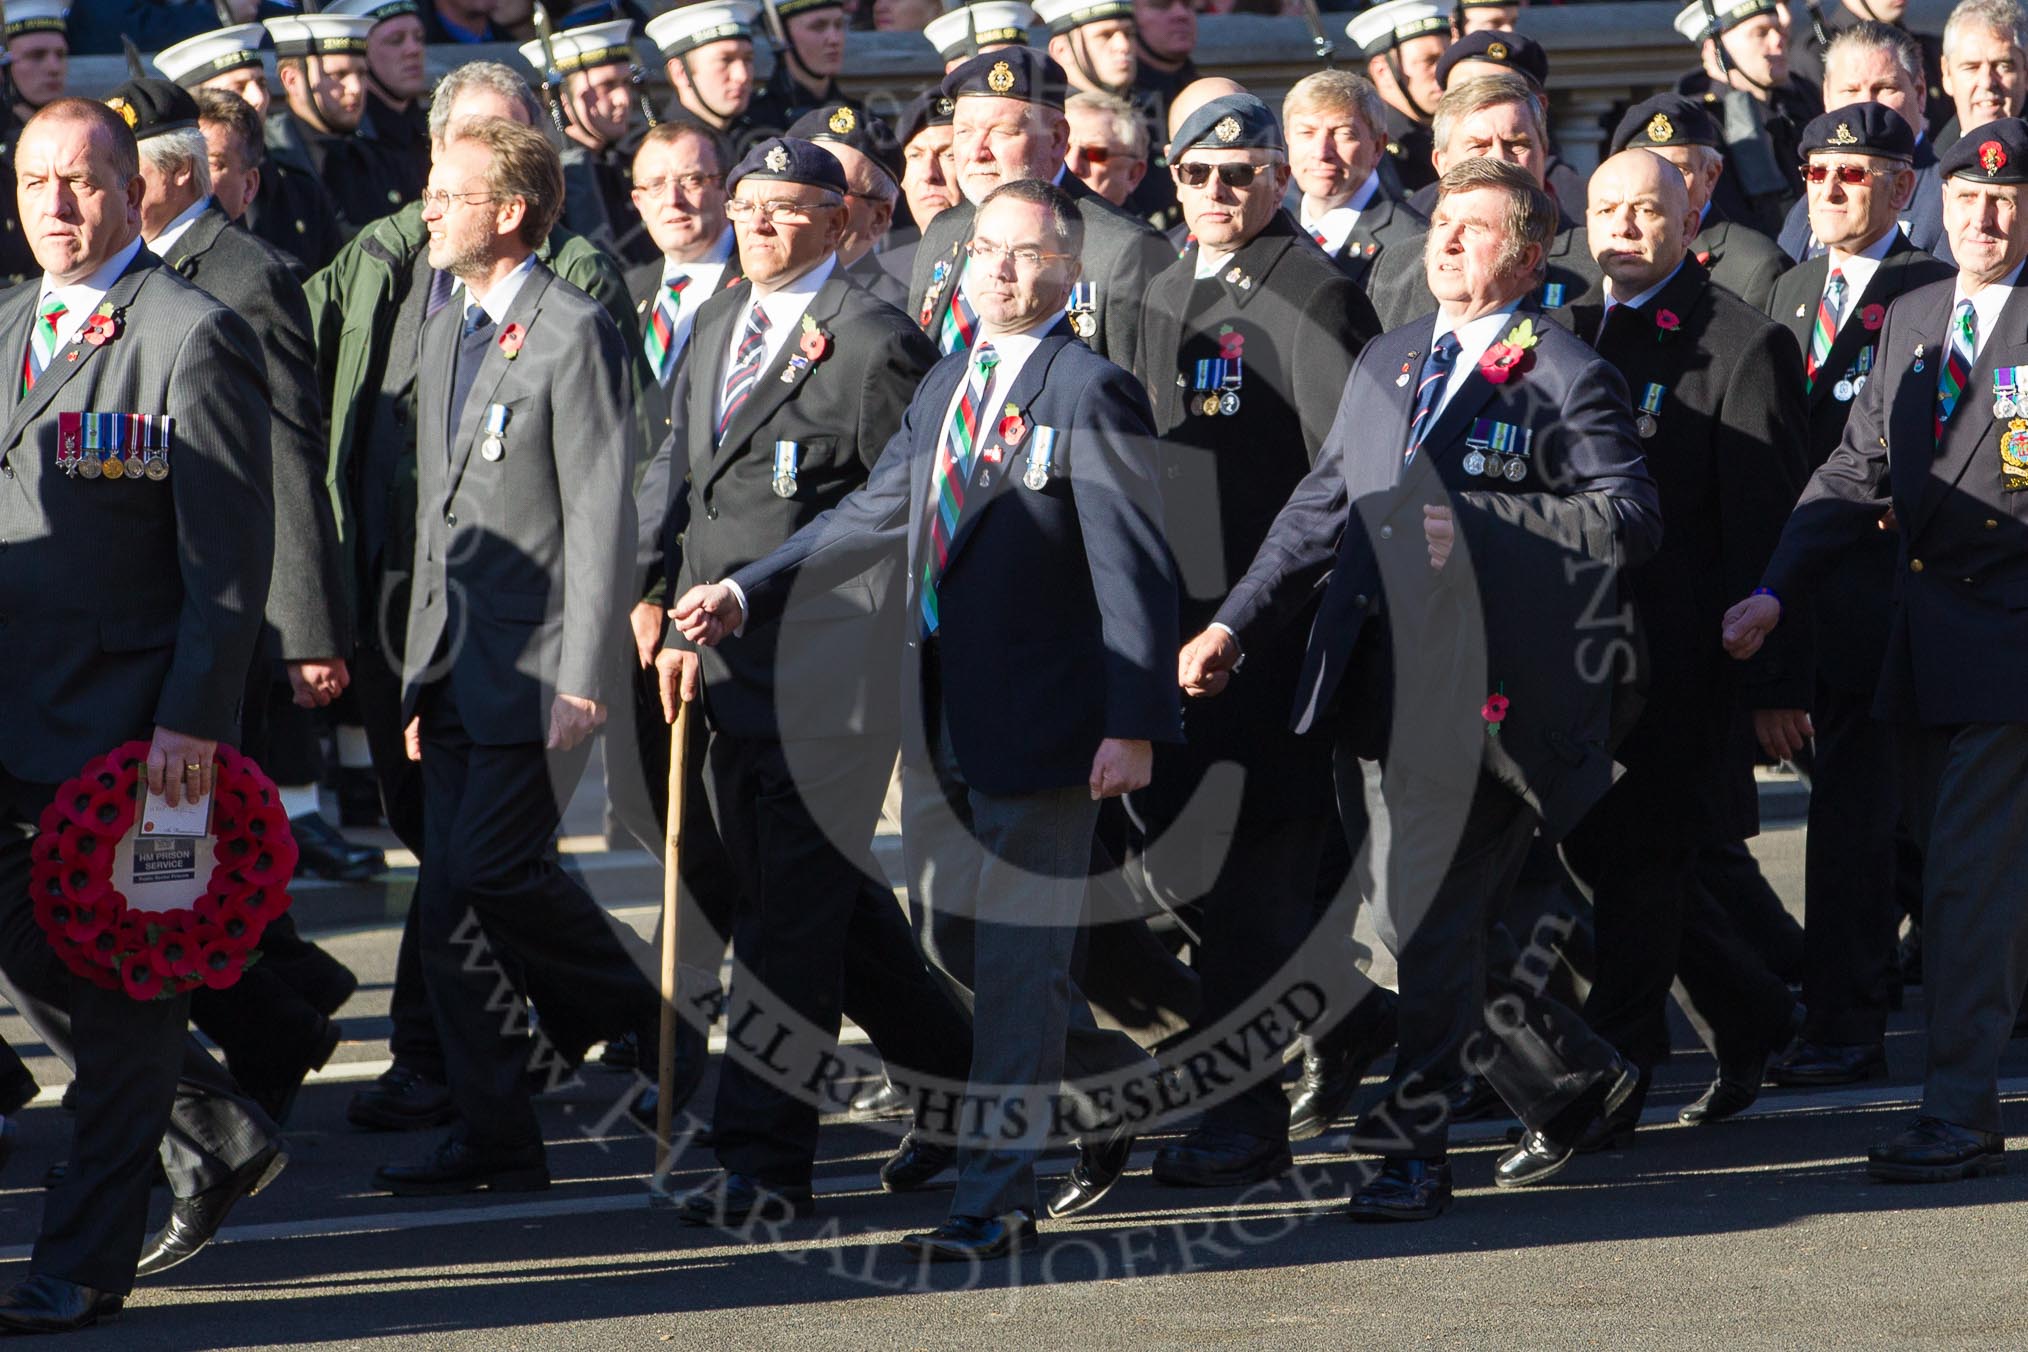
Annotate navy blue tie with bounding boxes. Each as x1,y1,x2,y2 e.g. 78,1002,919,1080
1405,332,1461,465
448,302,495,450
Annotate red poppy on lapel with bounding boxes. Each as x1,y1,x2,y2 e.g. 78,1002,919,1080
80,313,120,347
498,323,526,358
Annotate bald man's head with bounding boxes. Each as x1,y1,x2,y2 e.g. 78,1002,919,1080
1167,76,1246,139
1586,147,1697,296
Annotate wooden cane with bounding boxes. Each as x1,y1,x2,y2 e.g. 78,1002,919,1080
655,695,691,1182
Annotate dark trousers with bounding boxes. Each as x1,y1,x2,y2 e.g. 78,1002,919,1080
1698,838,1805,985
1370,760,1622,1158
703,727,971,1189
0,770,273,1293
349,637,426,853
415,678,663,1149
1900,721,2028,1133
1800,678,1903,1044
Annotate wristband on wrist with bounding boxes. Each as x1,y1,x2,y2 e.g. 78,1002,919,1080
1752,586,1780,605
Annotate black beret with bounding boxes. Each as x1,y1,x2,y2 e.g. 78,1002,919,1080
102,78,201,143
788,103,903,185
1171,93,1285,156
1436,30,1548,89
1800,102,1916,162
940,47,1070,110
1610,93,1722,154
727,136,850,196
896,90,956,148
1938,117,2028,184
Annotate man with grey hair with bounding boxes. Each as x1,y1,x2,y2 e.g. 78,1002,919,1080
1065,89,1149,207
1281,67,1427,292
1368,74,1600,329
1182,155,1660,1221
304,61,646,1134
1791,0,1947,132
1937,0,2028,146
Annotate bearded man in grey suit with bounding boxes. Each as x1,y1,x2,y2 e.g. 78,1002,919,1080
376,115,664,1198
0,98,284,1333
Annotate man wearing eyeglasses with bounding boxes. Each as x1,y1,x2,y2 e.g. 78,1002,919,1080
1128,93,1390,1191
1763,104,1951,1093
675,176,1181,1259
640,137,974,1229
910,47,1171,376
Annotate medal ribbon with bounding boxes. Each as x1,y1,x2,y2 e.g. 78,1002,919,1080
920,343,999,635
937,259,977,356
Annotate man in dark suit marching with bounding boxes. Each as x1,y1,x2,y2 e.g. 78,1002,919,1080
376,115,663,1197
1281,70,1428,295
1726,116,2028,1185
1128,92,1391,1190
908,47,1171,374
0,98,284,1332
1501,147,1810,1181
641,136,972,1226
1181,159,1662,1222
1765,103,1952,1089
677,179,1181,1260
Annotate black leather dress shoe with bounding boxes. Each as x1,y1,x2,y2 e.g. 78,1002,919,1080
1045,1133,1134,1218
289,812,385,882
1289,993,1399,1141
1494,1131,1573,1189
901,1211,1037,1262
374,1135,548,1197
673,1170,814,1226
1682,1003,1803,1125
852,1076,912,1118
237,1016,342,1128
1150,1128,1292,1188
1444,1073,1507,1124
136,1141,288,1277
1867,1115,2006,1183
267,942,359,1018
347,1064,458,1131
1346,1157,1452,1222
880,1131,956,1193
0,1275,122,1334
1768,1039,1887,1088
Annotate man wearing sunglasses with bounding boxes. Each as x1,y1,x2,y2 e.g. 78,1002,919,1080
1129,93,1390,1191
1065,90,1149,208
910,47,1170,373
641,137,974,1228
1763,104,1951,1093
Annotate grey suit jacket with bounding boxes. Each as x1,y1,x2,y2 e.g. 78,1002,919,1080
401,262,639,745
160,204,350,662
0,249,273,783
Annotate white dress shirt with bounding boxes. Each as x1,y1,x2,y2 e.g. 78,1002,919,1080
658,226,735,369
1820,225,1898,326
1300,171,1382,257
713,253,837,427
35,235,145,351
458,251,538,325
147,195,214,259
1428,300,1523,421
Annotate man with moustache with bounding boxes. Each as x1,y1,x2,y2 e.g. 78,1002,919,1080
677,177,1181,1259
328,0,432,205
1672,0,1822,239
526,15,658,268
1724,116,2028,1186
1764,105,1952,1089
1283,69,1428,293
648,2,771,161
911,48,1170,375
1130,93,1391,1189
1346,0,1451,194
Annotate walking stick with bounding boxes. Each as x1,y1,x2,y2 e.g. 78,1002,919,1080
655,695,691,1183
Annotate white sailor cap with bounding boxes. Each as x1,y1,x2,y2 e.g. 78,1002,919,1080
1672,0,1783,43
645,1,760,59
518,18,636,78
1344,0,1448,58
1029,0,1131,38
264,13,377,59
154,24,271,87
322,0,426,28
3,0,67,42
924,3,1036,63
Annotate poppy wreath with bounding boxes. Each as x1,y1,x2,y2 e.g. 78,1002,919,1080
28,741,296,1001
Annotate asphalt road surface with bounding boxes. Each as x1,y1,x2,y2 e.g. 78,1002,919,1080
2,821,2025,1351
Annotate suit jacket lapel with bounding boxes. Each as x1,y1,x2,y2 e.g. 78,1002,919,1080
1888,286,1950,519
161,204,230,274
684,283,743,483
1809,239,1912,410
446,266,553,506
0,252,159,452
702,271,852,492
0,280,38,432
1917,282,2028,531
1142,256,1189,430
1781,253,1828,352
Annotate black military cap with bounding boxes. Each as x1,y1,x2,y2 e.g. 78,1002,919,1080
896,90,956,148
1800,103,1915,162
1610,93,1722,155
1939,117,2028,183
727,136,850,196
940,47,1071,110
1171,93,1285,156
788,104,904,185
102,78,201,143
1435,30,1549,89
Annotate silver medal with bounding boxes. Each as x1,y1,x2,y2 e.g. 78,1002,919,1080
480,436,504,462
1218,391,1241,416
1481,452,1504,478
1834,380,1855,403
772,475,796,498
1023,464,1049,491
1462,450,1487,475
1635,413,1657,439
1998,395,2019,418
1502,456,1527,482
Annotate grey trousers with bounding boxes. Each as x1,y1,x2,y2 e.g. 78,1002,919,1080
903,701,1156,1220
1900,721,2028,1134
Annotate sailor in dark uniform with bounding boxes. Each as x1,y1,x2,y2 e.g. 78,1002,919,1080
1345,0,1452,195
924,2,1038,74
745,0,856,135
0,1,69,286
520,15,659,266
263,13,417,234
1672,0,1823,239
647,2,770,163
327,0,431,205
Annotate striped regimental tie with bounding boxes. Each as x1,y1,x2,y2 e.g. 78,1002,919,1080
1935,298,1976,444
22,294,66,395
1805,268,1846,389
1404,332,1461,465
919,342,999,635
937,260,979,356
643,273,692,383
714,303,772,442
